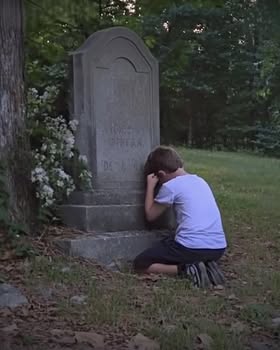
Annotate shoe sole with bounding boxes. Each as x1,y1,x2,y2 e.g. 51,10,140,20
206,261,225,285
197,262,211,289
188,264,200,288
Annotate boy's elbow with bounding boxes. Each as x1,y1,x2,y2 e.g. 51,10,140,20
145,210,153,222
145,204,166,222
145,209,158,222
146,213,155,222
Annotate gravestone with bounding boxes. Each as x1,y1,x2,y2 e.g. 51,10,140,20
58,27,171,265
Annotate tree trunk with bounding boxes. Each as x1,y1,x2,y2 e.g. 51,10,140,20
188,114,193,147
0,0,33,230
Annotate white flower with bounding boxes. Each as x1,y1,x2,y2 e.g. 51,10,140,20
55,168,70,180
42,184,54,197
64,132,75,146
66,183,75,196
78,155,88,165
69,119,79,132
49,143,57,155
28,88,93,208
64,130,75,158
67,151,74,158
79,169,92,179
41,91,49,101
43,197,55,207
56,180,64,187
31,166,48,183
34,167,45,175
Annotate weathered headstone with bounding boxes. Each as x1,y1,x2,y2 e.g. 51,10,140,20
58,27,170,265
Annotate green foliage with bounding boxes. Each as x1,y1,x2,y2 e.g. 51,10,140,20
255,122,280,157
27,86,92,211
24,0,280,157
140,0,280,152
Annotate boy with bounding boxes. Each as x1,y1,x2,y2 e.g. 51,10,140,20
134,146,227,288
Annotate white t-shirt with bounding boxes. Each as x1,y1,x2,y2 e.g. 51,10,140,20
155,174,227,249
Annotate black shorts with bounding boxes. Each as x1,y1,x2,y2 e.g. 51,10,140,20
133,237,226,271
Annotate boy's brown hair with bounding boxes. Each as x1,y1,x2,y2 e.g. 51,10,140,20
144,146,183,176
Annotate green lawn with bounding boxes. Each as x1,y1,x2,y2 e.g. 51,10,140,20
4,150,280,349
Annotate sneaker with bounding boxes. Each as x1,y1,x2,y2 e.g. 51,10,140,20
205,261,225,286
185,262,211,288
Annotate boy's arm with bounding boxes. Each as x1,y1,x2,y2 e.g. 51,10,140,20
145,174,168,222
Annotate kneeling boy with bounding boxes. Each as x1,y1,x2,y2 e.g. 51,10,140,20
134,146,227,288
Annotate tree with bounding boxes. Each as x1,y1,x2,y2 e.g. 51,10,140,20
0,0,33,229
24,0,280,156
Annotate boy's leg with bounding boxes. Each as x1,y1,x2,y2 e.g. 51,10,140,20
139,261,211,288
133,239,226,287
133,239,180,274
133,238,210,285
145,263,178,275
178,248,226,286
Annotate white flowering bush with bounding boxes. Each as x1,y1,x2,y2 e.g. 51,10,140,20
28,86,92,209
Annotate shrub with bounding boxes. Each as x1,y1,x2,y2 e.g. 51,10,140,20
28,86,92,210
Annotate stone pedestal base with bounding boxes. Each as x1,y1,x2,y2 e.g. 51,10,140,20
59,190,175,267
55,230,170,267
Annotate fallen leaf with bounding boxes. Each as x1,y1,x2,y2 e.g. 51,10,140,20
230,321,246,333
0,250,15,261
50,329,65,337
213,291,225,297
271,317,280,328
61,266,71,273
20,308,29,317
128,333,160,350
4,265,14,272
53,336,76,345
213,285,224,290
228,294,239,301
164,324,176,333
70,295,87,305
233,304,245,310
0,309,13,317
138,275,160,282
0,336,12,350
74,344,93,350
250,341,271,350
75,331,105,349
47,307,59,315
1,323,18,333
196,333,213,349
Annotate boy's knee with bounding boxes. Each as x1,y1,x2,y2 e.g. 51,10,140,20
133,252,151,272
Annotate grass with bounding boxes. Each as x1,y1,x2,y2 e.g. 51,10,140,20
24,149,280,349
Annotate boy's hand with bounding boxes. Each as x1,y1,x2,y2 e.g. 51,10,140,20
147,173,159,188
